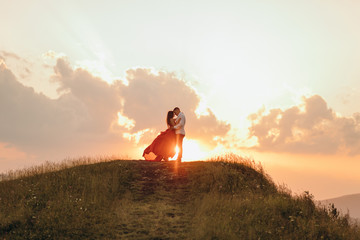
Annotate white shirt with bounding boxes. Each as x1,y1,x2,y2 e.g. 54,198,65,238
174,112,186,135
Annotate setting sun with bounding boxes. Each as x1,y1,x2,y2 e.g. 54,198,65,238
179,139,208,161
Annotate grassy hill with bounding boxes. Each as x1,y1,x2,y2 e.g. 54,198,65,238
1,156,359,239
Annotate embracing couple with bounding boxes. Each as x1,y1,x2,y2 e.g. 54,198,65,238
143,107,186,162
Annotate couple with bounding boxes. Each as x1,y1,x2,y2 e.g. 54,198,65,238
143,107,186,162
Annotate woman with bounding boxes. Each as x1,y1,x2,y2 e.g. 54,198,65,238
143,111,177,161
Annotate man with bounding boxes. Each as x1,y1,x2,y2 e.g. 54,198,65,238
173,107,186,162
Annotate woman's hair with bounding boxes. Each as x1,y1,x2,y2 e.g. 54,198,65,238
166,111,174,126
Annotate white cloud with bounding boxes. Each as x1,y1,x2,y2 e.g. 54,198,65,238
248,95,360,155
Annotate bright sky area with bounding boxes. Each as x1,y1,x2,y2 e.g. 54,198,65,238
1,0,360,200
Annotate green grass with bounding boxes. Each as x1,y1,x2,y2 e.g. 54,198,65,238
0,155,359,239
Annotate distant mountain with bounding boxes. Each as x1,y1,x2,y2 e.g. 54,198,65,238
320,193,360,219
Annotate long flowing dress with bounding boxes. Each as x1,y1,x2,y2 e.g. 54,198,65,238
143,128,176,161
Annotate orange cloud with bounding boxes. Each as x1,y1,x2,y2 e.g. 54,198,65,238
248,95,360,155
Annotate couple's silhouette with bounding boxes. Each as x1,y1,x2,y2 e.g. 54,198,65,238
143,107,186,162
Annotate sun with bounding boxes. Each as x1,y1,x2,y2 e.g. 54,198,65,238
170,139,208,161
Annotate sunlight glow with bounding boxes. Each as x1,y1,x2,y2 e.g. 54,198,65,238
169,139,208,161
75,59,115,84
123,128,152,144
117,112,135,130
182,139,208,161
194,99,210,118
170,146,180,161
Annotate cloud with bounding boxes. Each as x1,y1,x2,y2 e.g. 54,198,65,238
0,51,22,61
0,53,230,168
117,68,231,146
0,59,126,157
0,57,134,165
53,58,123,134
0,50,32,79
248,95,360,155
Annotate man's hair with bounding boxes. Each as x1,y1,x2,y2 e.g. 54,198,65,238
173,107,180,111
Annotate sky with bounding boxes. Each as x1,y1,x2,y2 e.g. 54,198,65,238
1,0,360,200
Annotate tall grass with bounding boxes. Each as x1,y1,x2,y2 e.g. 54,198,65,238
1,155,122,181
0,158,137,239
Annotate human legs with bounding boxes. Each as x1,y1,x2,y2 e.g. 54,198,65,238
176,134,185,162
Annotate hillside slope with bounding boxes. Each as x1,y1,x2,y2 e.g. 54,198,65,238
1,158,359,239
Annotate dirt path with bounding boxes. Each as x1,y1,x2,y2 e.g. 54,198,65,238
114,161,194,240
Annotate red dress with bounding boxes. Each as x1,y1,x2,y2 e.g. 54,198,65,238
143,128,176,161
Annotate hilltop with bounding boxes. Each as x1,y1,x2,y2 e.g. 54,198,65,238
1,156,359,239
